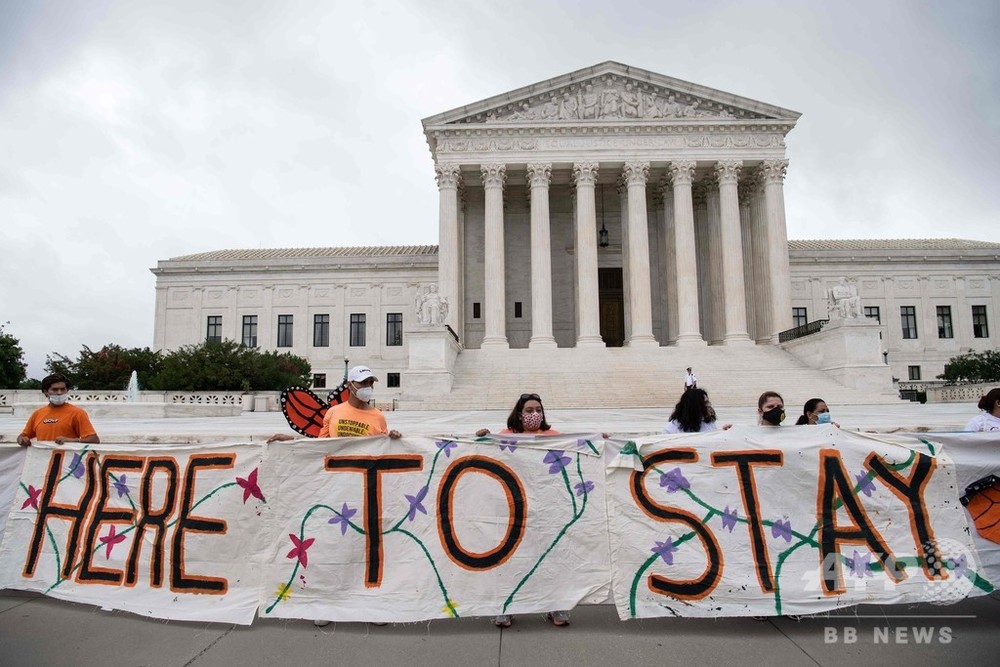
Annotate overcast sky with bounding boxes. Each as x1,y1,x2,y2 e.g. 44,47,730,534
1,0,997,379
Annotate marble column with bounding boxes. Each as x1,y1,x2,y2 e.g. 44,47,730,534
703,178,724,344
435,164,462,336
618,178,631,342
660,180,678,345
481,163,509,349
527,163,557,348
760,159,792,342
749,173,772,343
623,161,657,346
669,160,705,345
738,178,757,342
715,160,752,344
573,162,604,347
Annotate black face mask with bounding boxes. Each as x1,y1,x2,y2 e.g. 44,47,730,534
762,406,785,426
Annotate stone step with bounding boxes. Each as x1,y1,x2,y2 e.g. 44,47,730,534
397,346,901,410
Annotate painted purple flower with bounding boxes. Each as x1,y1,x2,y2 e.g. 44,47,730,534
498,440,519,452
113,474,129,498
543,450,571,474
771,519,793,543
658,467,690,493
848,550,872,578
721,506,738,533
405,486,429,522
68,453,85,479
948,554,968,579
855,472,875,498
575,480,594,497
651,538,678,565
328,502,357,536
435,440,458,457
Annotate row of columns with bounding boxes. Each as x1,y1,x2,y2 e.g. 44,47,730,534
436,159,791,348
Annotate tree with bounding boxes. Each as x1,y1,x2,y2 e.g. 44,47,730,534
937,350,1000,384
146,340,311,391
0,323,28,388
46,344,163,390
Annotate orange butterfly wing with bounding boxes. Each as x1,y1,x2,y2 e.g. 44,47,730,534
280,387,330,438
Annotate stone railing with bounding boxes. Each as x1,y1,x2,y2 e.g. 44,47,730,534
926,382,997,404
0,390,283,411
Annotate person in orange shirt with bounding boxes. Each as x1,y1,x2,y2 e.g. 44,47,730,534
17,373,100,446
318,365,401,439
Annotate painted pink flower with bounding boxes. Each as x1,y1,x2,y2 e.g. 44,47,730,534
236,468,265,504
21,485,41,510
286,534,315,568
99,525,127,559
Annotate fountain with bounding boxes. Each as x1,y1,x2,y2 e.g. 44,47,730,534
125,371,140,403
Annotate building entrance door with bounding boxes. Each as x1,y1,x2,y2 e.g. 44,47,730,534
599,268,625,347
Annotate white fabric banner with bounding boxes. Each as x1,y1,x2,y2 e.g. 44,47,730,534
607,427,993,619
0,430,995,624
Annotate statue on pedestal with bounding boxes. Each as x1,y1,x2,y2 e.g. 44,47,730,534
827,277,863,320
415,283,448,326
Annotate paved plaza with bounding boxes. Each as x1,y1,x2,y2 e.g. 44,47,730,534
1,400,998,666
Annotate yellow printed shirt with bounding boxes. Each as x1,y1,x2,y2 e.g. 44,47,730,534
318,402,388,438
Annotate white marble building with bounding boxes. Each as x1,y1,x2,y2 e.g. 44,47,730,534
149,63,1000,404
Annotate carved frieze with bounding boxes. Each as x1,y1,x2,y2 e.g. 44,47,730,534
451,75,766,124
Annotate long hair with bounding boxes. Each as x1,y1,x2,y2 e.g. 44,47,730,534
506,393,551,433
668,388,715,433
979,388,1000,413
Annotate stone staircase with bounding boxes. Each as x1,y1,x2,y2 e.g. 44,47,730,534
397,345,902,410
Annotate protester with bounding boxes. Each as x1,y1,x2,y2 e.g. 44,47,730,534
267,365,401,443
663,389,732,433
683,367,698,392
794,398,840,427
476,393,570,628
757,391,786,426
17,373,100,446
965,388,1000,432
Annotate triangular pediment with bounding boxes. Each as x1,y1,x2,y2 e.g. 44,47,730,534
422,61,800,127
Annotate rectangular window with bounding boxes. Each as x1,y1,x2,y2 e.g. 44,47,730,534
936,306,953,339
514,301,523,318
242,315,258,347
277,315,293,347
900,306,918,339
792,307,807,328
473,302,481,319
386,313,403,346
973,305,989,338
350,313,366,347
908,365,921,381
387,372,400,388
313,314,330,347
206,316,222,343
312,373,326,389
864,306,880,324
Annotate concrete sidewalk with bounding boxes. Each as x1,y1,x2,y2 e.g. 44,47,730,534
2,589,998,667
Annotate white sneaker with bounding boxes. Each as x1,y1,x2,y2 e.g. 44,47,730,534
313,619,331,627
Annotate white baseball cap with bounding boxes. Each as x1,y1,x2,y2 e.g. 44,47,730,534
348,365,377,382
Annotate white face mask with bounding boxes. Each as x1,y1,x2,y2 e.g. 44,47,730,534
354,386,374,403
48,394,69,406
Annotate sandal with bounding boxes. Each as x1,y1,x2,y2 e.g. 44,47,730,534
546,611,570,627
493,614,512,628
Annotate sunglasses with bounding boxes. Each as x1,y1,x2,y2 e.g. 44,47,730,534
520,393,541,401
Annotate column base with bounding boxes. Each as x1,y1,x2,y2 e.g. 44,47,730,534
674,333,707,347
626,335,659,348
528,336,558,349
722,333,754,346
480,337,510,350
575,336,606,348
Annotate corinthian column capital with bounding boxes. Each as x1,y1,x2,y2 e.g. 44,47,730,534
622,160,650,186
714,159,742,185
481,163,507,188
668,160,697,186
759,159,789,184
572,162,599,186
526,162,552,188
434,163,462,189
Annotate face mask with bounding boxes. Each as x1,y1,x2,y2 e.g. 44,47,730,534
521,411,544,431
48,394,69,406
354,386,374,403
762,406,785,426
817,412,832,425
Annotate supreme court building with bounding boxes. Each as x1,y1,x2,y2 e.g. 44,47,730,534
151,63,1000,406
